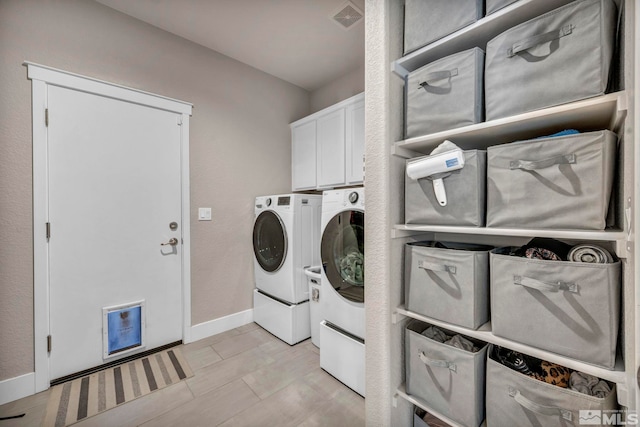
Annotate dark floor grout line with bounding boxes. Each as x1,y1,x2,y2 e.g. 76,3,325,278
183,375,197,400
240,377,263,401
134,381,196,427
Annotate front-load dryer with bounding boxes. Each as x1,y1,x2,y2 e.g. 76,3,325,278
252,193,322,345
253,194,322,304
320,188,365,340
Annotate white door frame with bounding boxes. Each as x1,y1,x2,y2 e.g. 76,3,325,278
26,62,193,393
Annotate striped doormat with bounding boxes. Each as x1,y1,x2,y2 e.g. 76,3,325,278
42,347,193,427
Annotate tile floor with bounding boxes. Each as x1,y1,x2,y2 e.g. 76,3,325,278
0,323,365,426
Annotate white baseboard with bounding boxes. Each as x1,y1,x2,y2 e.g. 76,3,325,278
0,311,254,404
0,372,35,406
187,309,254,344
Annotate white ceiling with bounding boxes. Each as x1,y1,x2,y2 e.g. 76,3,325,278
95,0,365,92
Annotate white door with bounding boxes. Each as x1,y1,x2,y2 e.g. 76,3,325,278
47,85,183,380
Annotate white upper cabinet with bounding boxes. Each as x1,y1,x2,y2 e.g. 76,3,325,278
316,108,346,189
291,120,317,191
290,92,365,191
346,98,365,185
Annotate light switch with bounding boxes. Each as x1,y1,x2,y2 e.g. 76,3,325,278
198,207,212,221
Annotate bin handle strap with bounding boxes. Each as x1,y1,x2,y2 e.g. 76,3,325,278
507,25,574,57
418,68,458,88
509,387,573,421
418,260,456,274
418,351,457,372
514,275,579,293
510,153,576,171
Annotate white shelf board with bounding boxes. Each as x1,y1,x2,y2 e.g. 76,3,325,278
392,224,625,242
393,0,576,77
392,92,626,156
394,306,627,386
395,383,486,427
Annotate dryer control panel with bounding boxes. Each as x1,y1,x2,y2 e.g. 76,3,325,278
344,189,364,209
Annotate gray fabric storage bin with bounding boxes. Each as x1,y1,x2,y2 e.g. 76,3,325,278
490,248,621,369
486,0,518,15
406,48,484,138
486,130,617,230
406,320,487,427
485,0,617,120
486,351,617,426
404,0,483,55
406,150,486,226
405,241,491,330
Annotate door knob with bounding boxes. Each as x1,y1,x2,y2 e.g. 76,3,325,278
161,238,179,246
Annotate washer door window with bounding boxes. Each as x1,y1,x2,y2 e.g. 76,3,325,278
253,211,287,273
321,210,364,303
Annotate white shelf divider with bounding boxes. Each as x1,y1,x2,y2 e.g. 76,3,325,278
393,0,576,78
394,306,628,392
393,223,624,242
394,383,486,427
392,92,627,157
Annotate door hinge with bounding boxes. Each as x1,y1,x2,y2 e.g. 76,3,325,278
47,335,52,353
45,108,49,127
177,116,183,126
46,222,51,240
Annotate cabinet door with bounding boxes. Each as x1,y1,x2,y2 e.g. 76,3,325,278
317,108,346,189
346,100,365,185
291,120,317,191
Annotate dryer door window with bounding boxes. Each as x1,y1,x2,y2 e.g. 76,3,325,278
253,211,287,273
321,210,364,303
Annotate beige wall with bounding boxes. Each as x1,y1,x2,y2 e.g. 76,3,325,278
309,65,365,113
0,0,310,381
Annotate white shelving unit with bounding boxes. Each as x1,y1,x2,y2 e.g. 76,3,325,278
392,0,577,77
392,91,627,157
364,0,638,425
393,306,627,385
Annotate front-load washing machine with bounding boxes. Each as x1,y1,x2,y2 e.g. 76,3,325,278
319,187,365,395
252,193,322,345
320,188,365,339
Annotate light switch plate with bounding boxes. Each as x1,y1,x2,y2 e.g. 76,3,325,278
198,207,212,221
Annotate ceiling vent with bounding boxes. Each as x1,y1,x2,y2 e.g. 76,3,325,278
331,1,363,31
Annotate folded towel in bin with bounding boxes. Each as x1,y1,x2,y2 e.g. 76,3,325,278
568,244,614,263
421,325,479,352
510,238,614,263
491,346,614,397
570,371,612,398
